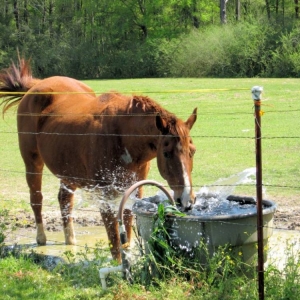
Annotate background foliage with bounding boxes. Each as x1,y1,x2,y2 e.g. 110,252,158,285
1,0,300,78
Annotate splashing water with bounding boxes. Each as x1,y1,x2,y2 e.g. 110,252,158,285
201,167,257,199
191,167,258,216
74,167,141,212
133,168,264,217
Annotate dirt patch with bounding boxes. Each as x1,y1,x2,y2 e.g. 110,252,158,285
273,206,300,230
7,208,104,233
5,200,300,234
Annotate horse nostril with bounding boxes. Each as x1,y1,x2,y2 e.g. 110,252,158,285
185,204,193,211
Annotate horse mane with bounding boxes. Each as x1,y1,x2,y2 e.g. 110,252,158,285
128,95,190,151
0,57,40,115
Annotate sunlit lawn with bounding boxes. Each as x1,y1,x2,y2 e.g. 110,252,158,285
0,78,300,210
1,78,300,299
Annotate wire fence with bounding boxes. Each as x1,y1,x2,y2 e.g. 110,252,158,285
0,85,300,252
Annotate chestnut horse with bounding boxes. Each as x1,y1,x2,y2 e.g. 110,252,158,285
0,58,197,262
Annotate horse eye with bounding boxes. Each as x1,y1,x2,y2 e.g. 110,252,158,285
164,152,170,158
164,141,169,147
189,145,196,157
189,149,196,158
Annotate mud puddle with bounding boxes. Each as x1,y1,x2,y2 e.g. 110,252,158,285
5,225,109,259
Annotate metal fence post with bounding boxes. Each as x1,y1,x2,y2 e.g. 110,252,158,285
252,86,264,300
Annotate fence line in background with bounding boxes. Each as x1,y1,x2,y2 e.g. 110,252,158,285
0,87,250,95
0,187,298,234
1,85,300,296
1,130,300,139
1,168,300,190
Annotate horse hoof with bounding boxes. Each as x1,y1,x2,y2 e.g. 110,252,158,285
36,237,47,246
65,238,76,245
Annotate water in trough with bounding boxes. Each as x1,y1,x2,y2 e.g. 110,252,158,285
132,167,260,217
131,168,276,265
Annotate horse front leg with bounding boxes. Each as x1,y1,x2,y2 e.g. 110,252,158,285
123,208,133,246
100,206,133,263
100,207,121,262
58,182,76,245
135,162,151,198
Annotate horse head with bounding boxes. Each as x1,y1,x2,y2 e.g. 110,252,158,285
156,108,197,211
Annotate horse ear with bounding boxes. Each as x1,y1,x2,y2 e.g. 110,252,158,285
156,115,169,135
185,108,197,130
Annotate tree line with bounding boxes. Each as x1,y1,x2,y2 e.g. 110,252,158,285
1,0,300,78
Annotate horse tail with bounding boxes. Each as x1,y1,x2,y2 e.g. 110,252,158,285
0,57,40,116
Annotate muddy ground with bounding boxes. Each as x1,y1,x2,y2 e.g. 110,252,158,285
7,208,104,233
6,200,300,235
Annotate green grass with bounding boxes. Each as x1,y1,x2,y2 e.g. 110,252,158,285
1,78,300,211
0,255,104,299
1,76,300,300
0,238,300,299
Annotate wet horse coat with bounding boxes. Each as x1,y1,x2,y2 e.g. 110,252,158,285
0,59,197,261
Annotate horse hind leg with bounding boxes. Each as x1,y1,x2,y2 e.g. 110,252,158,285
58,182,76,245
24,156,47,245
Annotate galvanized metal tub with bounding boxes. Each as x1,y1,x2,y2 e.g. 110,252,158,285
134,195,276,265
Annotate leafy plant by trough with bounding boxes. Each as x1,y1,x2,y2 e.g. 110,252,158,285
130,203,252,287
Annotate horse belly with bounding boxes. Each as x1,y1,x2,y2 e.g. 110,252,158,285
37,133,90,183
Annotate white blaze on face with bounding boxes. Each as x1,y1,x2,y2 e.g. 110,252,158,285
176,141,191,208
121,148,133,164
180,162,191,208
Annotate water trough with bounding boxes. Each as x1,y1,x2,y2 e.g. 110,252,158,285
119,180,276,267
134,194,276,265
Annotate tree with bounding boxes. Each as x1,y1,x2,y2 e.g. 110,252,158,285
235,0,240,21
265,0,271,19
220,0,229,24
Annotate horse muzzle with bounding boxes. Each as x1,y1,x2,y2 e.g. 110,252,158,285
174,190,195,211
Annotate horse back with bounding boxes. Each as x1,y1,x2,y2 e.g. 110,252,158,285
17,76,95,116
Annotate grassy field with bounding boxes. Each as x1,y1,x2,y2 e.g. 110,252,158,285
1,78,300,299
1,78,299,212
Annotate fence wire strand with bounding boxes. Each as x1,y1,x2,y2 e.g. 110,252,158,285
0,85,299,269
